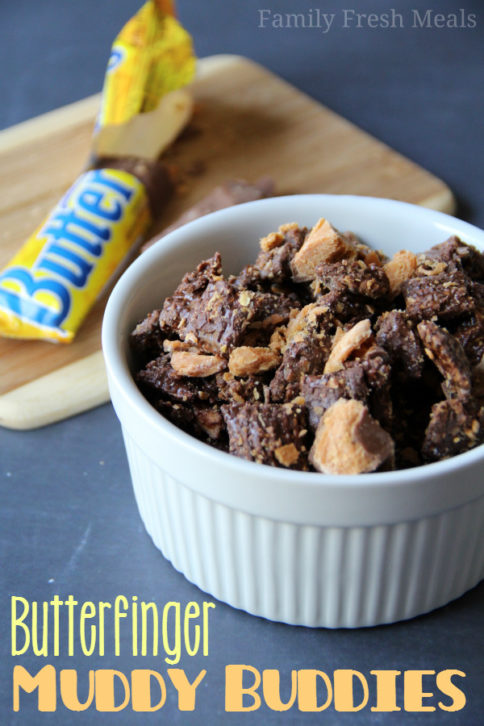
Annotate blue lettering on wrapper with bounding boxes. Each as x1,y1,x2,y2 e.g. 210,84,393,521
43,209,110,257
37,245,93,288
0,267,70,328
0,169,139,334
107,45,125,73
92,169,135,200
78,189,122,221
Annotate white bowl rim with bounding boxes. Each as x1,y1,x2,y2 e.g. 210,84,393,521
102,194,484,509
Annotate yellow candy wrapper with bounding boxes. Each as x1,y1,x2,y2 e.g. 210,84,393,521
0,169,150,343
98,0,194,126
94,0,195,160
0,0,195,343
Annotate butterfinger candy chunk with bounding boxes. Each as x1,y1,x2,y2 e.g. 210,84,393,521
171,351,227,377
417,320,472,401
274,443,301,467
324,319,373,374
363,248,385,266
403,271,474,322
163,339,198,354
260,231,285,252
384,250,418,297
229,346,281,377
221,402,308,468
301,365,368,429
269,326,288,355
291,218,356,282
279,222,301,235
309,399,394,474
422,399,484,462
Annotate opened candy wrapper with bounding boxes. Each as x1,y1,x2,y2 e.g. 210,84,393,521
0,0,195,343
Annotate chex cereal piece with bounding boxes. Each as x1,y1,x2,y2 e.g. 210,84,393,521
417,320,472,401
376,310,424,379
403,270,473,322
301,365,368,429
137,354,217,404
130,309,164,362
221,402,308,468
316,258,390,300
422,399,484,462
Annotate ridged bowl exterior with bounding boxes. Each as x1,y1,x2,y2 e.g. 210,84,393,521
103,195,484,628
122,429,484,628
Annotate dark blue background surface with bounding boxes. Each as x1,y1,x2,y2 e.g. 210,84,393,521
1,1,483,724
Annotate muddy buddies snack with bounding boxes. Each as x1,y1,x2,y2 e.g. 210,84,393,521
131,217,484,473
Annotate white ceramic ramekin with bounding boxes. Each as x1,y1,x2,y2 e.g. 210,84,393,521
102,195,484,627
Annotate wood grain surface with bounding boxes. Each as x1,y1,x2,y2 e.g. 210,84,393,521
0,54,455,429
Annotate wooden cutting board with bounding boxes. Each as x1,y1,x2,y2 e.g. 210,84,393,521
0,54,455,430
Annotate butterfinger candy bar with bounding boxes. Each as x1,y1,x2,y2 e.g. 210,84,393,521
0,0,195,343
0,162,165,342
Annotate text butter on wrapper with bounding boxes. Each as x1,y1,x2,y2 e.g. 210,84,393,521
0,166,152,343
0,0,195,343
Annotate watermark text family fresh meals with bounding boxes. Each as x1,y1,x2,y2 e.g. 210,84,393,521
258,8,477,32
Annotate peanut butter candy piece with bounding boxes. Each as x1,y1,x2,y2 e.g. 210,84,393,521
171,351,226,377
324,319,373,374
384,250,417,298
309,399,394,474
228,346,281,377
291,218,355,282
